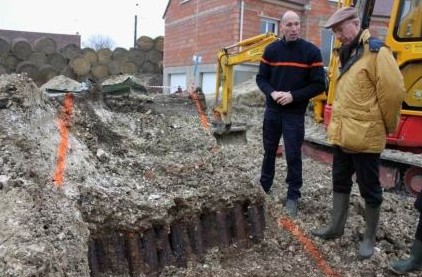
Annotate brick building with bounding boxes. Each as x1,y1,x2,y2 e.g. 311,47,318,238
162,0,392,94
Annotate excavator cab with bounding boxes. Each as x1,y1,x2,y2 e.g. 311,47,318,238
212,32,278,145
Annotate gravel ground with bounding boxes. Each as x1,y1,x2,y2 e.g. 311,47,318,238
0,73,420,277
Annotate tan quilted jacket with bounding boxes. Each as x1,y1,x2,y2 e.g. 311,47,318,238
327,29,405,153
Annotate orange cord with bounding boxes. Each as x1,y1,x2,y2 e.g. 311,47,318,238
278,217,342,277
53,92,73,186
190,92,210,130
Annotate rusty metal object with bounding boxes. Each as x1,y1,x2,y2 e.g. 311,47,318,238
125,232,142,277
231,203,249,247
88,202,266,276
156,226,174,268
216,210,231,247
170,222,192,267
186,216,205,261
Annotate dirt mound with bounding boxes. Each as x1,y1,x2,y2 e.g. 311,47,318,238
0,73,418,277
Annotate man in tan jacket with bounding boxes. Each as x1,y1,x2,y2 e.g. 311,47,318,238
311,7,405,259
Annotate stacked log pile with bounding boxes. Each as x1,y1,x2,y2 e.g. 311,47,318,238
0,35,164,86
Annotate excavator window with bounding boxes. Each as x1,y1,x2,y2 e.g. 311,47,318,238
395,0,422,40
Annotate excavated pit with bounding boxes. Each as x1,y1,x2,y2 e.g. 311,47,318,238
0,73,273,277
1,74,422,277
74,81,268,276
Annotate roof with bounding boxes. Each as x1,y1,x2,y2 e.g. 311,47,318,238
163,0,171,19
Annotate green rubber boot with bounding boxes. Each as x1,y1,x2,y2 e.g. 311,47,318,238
359,205,381,259
311,192,350,239
389,240,422,275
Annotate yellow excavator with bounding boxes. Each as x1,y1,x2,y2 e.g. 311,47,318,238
211,32,278,145
211,0,422,194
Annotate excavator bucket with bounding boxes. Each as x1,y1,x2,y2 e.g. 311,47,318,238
212,124,248,145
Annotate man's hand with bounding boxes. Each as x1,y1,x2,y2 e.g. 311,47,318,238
271,91,293,106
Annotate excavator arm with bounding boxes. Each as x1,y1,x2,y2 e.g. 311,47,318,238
212,32,278,136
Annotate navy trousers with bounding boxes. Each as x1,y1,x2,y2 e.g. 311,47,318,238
332,147,383,207
414,192,422,240
260,111,304,200
416,212,422,240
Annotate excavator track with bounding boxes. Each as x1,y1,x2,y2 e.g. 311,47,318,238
304,120,422,196
404,167,422,196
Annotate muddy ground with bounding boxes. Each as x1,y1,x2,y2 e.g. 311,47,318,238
0,73,420,277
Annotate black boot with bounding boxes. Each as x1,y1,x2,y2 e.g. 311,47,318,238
389,240,422,275
359,205,380,259
311,192,350,239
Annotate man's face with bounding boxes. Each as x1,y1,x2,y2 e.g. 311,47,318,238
281,15,300,41
332,19,360,45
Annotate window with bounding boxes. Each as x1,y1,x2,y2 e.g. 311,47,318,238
395,0,422,39
260,18,279,35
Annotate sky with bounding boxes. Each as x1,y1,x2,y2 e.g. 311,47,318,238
0,0,168,49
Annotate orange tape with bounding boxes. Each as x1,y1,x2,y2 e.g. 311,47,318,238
53,93,73,186
278,217,342,277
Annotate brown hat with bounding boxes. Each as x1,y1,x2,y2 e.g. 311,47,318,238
324,7,358,29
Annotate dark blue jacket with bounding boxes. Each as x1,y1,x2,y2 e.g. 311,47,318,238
256,38,325,115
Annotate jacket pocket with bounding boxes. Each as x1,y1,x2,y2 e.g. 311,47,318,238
339,117,370,151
